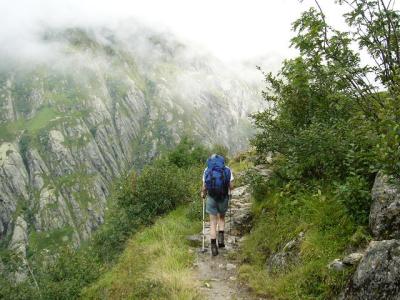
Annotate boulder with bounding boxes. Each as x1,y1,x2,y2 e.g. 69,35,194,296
370,172,400,240
343,240,400,299
266,232,304,273
230,208,252,235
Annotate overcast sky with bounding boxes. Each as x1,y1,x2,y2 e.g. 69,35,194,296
1,0,352,65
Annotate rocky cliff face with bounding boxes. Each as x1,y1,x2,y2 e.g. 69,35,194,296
0,25,262,268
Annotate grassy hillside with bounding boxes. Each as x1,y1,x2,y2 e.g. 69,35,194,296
82,206,201,299
238,171,369,299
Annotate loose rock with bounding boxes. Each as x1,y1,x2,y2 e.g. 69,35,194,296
231,185,250,199
328,259,345,271
343,252,364,266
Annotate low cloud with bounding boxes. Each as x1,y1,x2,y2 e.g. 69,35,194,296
0,0,353,67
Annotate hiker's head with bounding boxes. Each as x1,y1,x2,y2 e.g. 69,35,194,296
208,154,225,164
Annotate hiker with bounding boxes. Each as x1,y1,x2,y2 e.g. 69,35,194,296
201,154,233,256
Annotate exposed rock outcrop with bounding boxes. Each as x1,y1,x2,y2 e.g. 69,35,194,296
343,172,400,299
0,143,29,239
343,252,364,266
370,172,400,240
343,240,400,300
230,184,252,235
9,216,28,283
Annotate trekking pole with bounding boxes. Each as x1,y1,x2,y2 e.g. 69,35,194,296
229,192,232,236
201,195,206,253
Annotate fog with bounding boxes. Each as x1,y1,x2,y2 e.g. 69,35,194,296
1,1,353,67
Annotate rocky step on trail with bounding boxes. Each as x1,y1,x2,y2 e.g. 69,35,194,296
187,182,265,300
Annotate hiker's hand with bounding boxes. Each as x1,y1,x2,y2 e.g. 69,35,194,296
201,190,206,199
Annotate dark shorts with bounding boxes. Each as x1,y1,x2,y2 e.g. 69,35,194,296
206,195,229,216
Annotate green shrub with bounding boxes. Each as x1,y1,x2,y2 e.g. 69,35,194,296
37,246,101,300
377,119,400,179
334,175,372,225
131,161,190,222
186,198,203,221
0,276,39,300
247,169,270,202
166,137,209,168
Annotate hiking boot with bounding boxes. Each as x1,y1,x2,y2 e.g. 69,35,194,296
211,243,219,256
218,231,225,248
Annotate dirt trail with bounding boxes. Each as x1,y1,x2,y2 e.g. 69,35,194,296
189,184,259,300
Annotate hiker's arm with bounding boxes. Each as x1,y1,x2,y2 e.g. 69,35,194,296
229,169,234,194
201,183,207,198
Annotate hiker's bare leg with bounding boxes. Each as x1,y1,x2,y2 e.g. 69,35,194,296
210,214,218,239
218,214,225,231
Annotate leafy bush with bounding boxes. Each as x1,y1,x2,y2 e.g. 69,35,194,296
37,247,101,300
334,175,372,225
166,137,209,168
247,169,270,202
186,198,203,221
377,119,400,179
132,161,190,222
0,276,39,300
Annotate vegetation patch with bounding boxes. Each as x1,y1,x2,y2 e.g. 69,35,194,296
241,1,399,298
238,181,361,299
0,106,58,143
28,226,75,254
25,107,59,134
82,206,201,299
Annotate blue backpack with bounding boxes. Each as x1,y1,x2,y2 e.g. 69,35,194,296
205,155,231,200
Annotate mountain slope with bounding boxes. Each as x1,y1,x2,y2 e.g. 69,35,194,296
0,24,262,266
